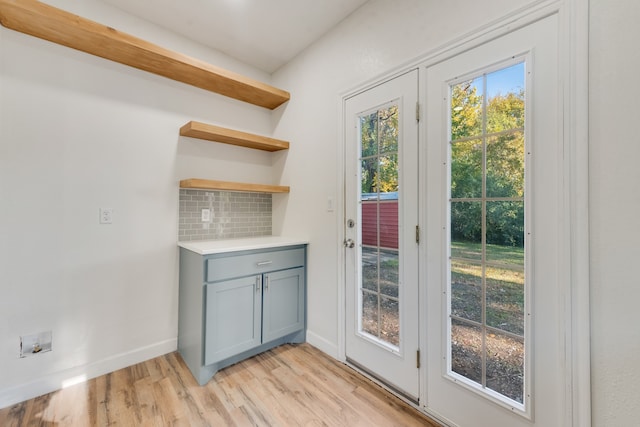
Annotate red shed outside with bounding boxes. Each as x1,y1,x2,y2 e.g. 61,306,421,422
361,192,399,250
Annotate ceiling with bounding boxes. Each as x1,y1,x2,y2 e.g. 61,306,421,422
101,0,370,74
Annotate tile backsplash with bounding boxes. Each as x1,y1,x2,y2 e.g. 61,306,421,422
179,189,272,241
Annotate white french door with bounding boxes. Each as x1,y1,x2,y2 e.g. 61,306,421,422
343,15,567,426
422,14,565,426
344,69,420,400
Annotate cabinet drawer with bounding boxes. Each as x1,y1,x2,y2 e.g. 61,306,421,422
206,247,304,282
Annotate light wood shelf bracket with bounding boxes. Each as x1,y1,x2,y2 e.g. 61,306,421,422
180,121,289,152
0,0,290,109
180,179,290,194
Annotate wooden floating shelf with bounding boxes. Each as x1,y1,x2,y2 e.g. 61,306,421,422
180,121,289,152
0,0,290,109
180,179,290,194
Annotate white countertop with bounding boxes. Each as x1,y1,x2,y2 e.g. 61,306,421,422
178,236,308,255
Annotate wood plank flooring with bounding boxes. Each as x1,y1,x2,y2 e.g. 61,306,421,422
0,343,440,426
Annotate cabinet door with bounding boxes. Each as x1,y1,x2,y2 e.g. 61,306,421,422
204,275,262,365
262,267,305,342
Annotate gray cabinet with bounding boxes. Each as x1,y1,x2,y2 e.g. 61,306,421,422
204,275,262,365
262,267,305,342
178,244,306,385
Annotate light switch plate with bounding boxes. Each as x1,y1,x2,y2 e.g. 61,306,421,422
201,208,211,222
327,197,335,212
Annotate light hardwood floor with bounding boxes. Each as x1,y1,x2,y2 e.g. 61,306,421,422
0,343,440,426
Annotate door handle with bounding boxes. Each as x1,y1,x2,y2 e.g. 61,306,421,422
343,239,355,248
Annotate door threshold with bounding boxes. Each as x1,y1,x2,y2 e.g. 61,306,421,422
346,357,419,405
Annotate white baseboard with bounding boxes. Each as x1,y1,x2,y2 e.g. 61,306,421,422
0,338,177,409
306,330,339,359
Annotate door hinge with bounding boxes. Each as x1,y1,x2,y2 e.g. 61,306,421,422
417,349,421,369
415,225,420,244
416,102,421,122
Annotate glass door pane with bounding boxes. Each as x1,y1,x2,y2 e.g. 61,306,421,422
448,61,527,404
359,103,400,348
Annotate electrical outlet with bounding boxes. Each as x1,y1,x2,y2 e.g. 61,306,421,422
20,331,52,358
100,208,113,224
201,208,211,222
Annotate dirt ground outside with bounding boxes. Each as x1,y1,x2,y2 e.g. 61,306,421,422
359,244,524,403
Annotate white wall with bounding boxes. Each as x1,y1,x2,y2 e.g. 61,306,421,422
0,0,279,406
589,0,640,425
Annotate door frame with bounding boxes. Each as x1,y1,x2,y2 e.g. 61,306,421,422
337,0,590,425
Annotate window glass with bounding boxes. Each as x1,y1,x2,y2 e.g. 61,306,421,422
451,139,482,199
359,102,401,349
448,61,526,404
451,77,484,140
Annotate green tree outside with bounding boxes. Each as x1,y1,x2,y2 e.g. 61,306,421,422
450,81,525,247
360,106,399,194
